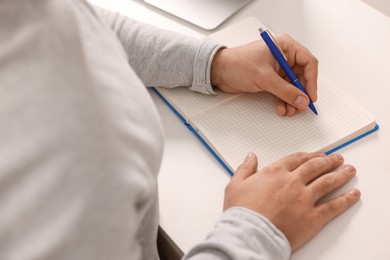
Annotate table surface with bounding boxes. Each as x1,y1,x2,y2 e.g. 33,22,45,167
90,0,390,259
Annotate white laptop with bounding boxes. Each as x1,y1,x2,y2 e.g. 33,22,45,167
144,0,252,30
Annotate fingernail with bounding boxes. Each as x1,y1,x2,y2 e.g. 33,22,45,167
245,152,254,161
350,189,360,197
344,164,356,173
332,153,343,161
294,96,306,106
318,152,327,157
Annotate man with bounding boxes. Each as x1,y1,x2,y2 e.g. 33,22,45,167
0,0,360,259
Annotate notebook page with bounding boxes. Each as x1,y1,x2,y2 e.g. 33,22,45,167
190,74,376,171
155,87,239,120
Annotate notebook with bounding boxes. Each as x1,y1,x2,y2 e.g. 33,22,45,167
153,17,378,175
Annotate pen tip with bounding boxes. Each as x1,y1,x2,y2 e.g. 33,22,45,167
309,103,318,116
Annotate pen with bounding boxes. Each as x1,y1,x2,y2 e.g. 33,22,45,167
259,28,318,115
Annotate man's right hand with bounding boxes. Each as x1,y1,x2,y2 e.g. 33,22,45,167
223,152,360,251
211,35,318,116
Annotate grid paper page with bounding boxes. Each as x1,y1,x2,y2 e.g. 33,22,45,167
190,75,375,171
156,86,238,119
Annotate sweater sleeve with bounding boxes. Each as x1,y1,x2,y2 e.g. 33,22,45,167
93,6,224,94
183,207,291,260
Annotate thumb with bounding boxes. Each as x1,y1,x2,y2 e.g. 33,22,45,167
233,153,258,181
265,72,309,110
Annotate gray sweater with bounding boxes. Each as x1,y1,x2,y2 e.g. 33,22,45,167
0,0,290,259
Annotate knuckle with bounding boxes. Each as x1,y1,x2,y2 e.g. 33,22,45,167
310,209,321,220
317,176,336,192
325,176,336,186
329,200,341,211
301,158,319,171
309,209,327,230
293,152,308,161
266,163,284,174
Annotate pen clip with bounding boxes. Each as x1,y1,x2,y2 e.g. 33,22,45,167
259,28,288,62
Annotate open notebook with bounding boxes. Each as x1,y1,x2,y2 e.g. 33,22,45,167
153,17,378,175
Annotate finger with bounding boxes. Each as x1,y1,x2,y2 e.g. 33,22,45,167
303,58,318,102
314,188,361,226
271,152,322,172
275,98,287,116
233,152,258,181
294,153,344,184
293,48,318,102
263,70,310,110
286,104,297,116
309,164,357,201
279,35,318,102
282,73,308,116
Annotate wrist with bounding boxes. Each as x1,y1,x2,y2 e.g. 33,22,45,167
210,47,243,94
210,47,226,89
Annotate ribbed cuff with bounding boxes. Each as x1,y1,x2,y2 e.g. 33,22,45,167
190,38,225,95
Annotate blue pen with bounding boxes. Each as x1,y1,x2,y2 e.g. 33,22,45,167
259,28,318,115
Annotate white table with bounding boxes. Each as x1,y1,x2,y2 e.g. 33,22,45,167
90,0,390,259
